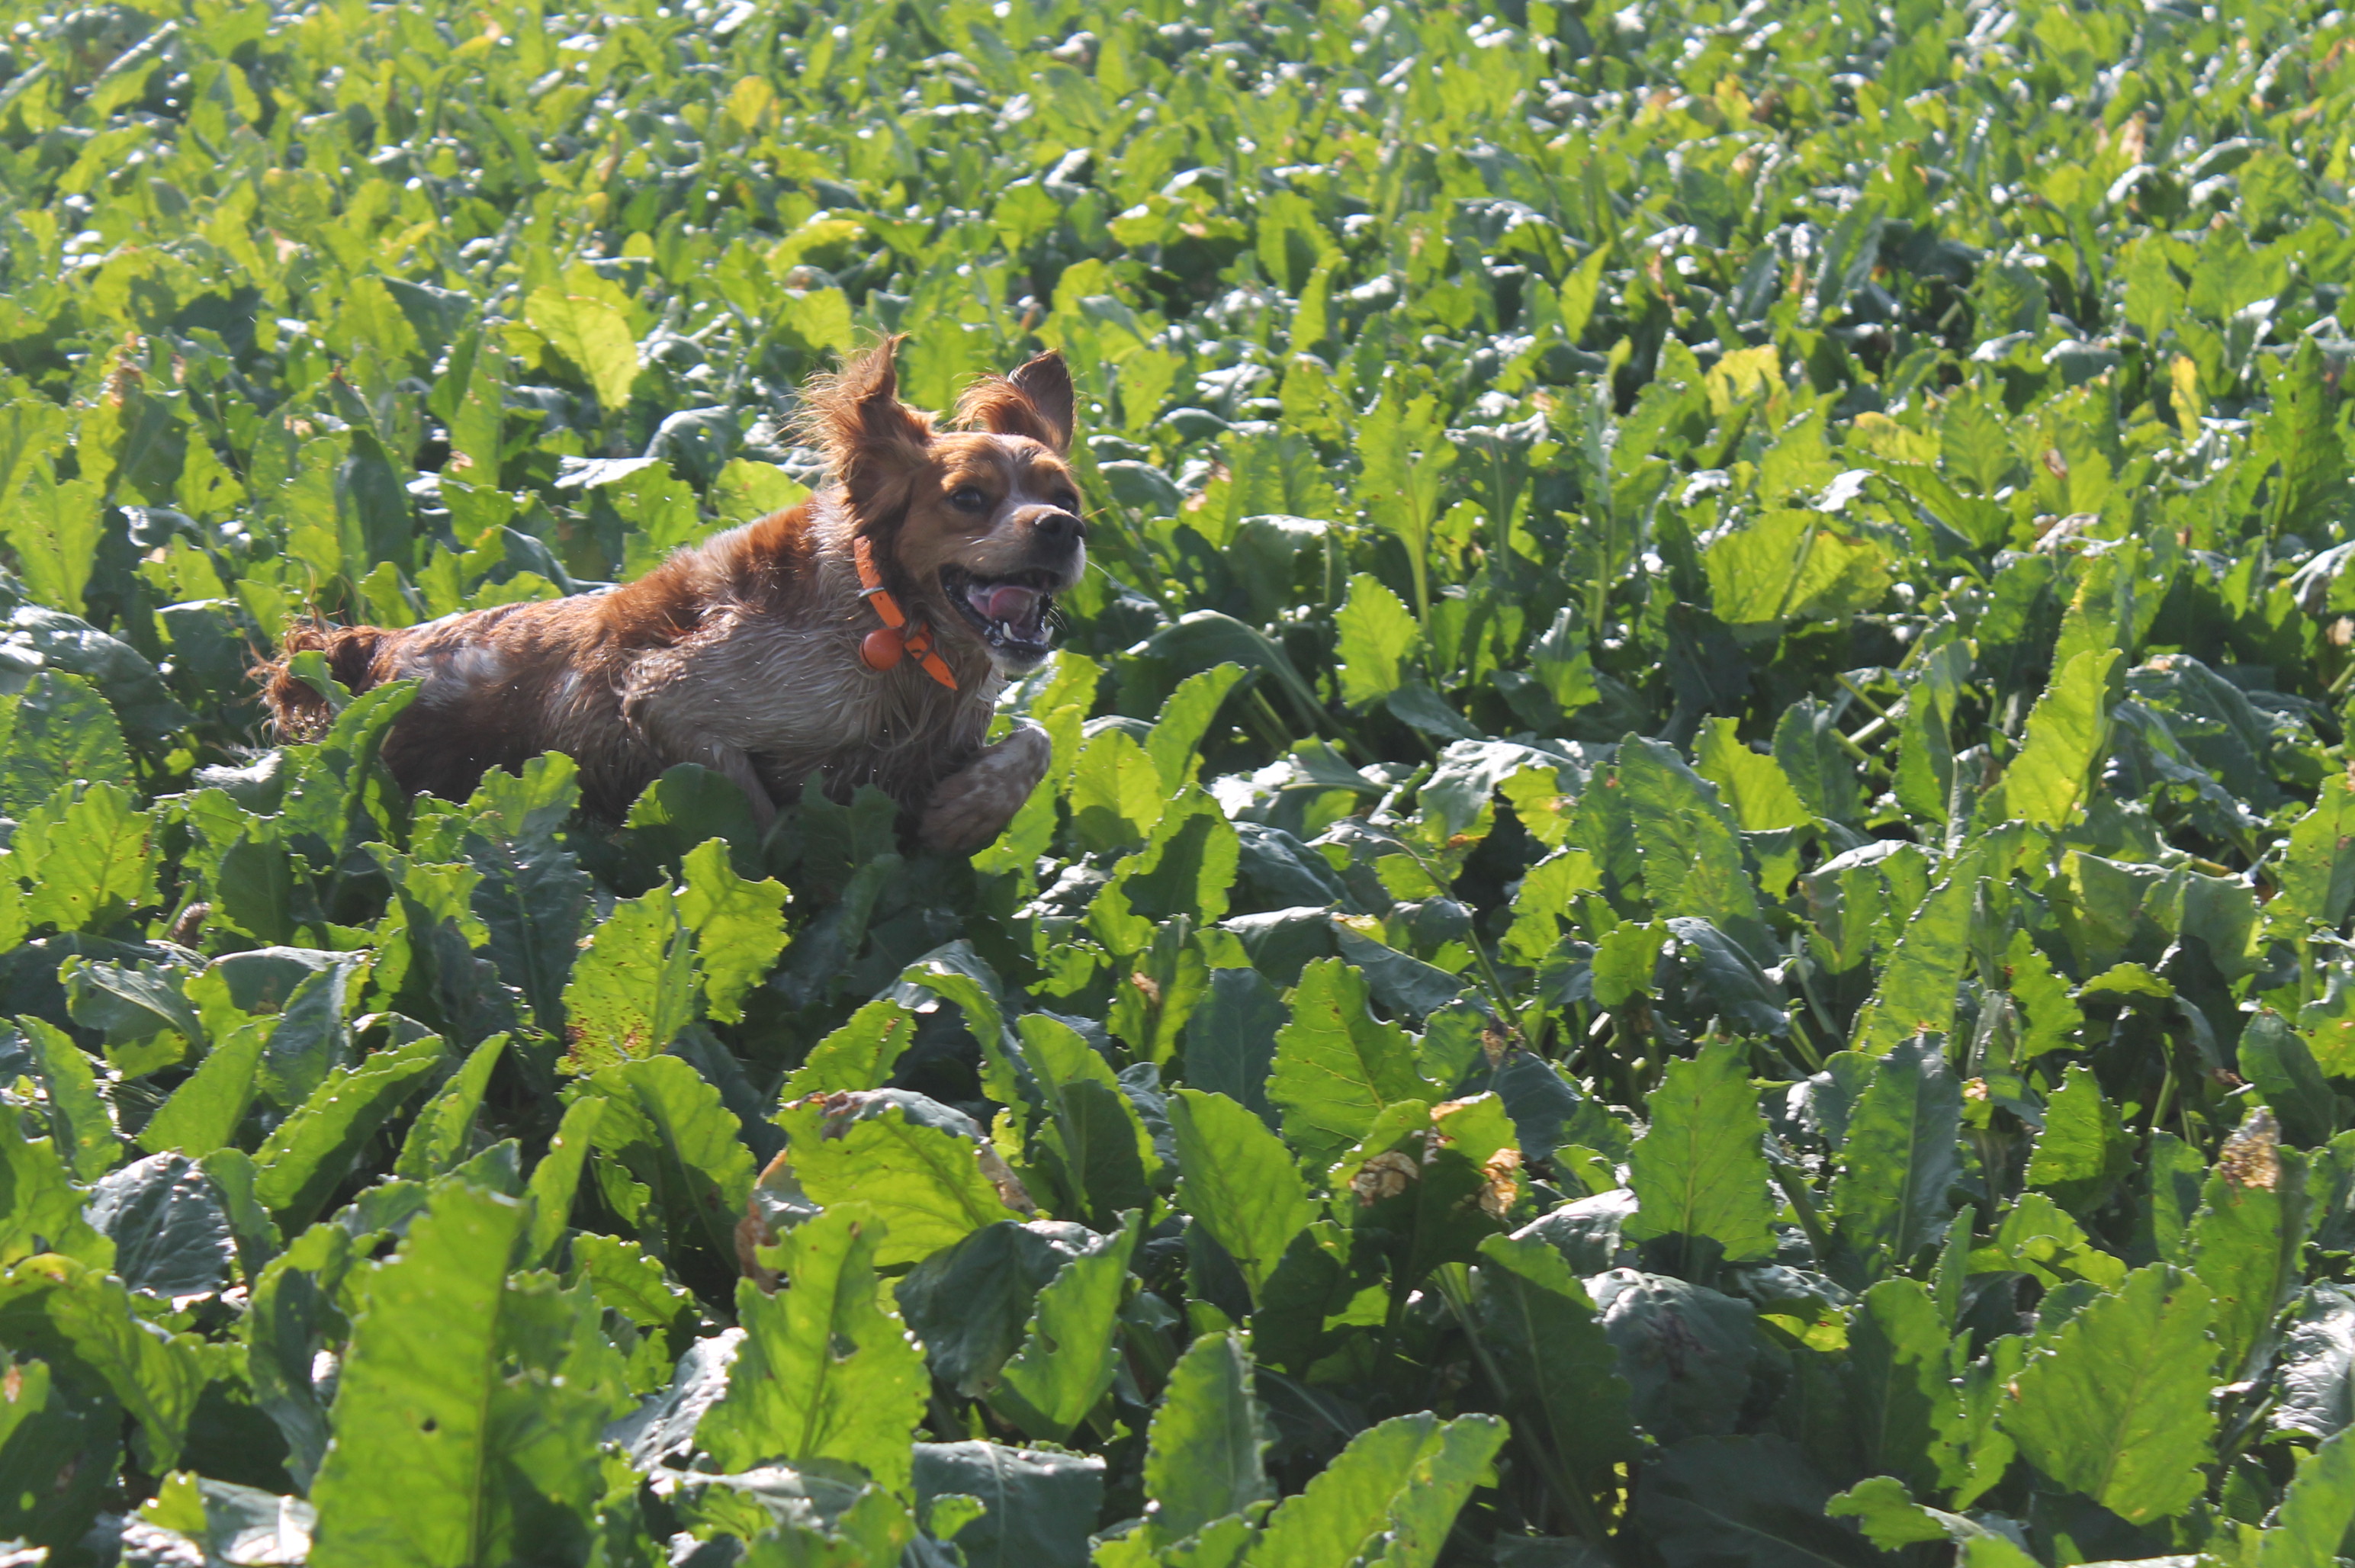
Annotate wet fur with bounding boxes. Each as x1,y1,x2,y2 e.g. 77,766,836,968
259,339,1084,852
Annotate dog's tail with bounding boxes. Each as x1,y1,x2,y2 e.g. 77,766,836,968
256,621,387,741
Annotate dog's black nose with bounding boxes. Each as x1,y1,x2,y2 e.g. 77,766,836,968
1030,509,1086,545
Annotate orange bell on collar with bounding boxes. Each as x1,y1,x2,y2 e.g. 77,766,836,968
853,536,959,691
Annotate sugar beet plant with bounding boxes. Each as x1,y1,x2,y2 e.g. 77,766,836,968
12,0,2355,1563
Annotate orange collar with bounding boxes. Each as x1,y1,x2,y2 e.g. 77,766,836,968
853,535,959,690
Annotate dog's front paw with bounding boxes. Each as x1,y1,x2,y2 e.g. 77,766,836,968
919,722,1052,854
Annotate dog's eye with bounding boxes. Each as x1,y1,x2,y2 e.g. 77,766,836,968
949,486,989,512
1055,492,1081,513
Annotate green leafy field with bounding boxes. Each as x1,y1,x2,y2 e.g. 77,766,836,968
10,0,2355,1562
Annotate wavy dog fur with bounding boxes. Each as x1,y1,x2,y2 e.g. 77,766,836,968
256,339,1085,853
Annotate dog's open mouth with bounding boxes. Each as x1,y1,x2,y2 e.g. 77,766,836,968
941,565,1059,658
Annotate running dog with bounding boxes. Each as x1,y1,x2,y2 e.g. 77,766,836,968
258,338,1082,852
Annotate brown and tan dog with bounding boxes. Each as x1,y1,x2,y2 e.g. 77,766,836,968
257,338,1083,852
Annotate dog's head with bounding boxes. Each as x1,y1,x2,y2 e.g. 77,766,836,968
804,338,1085,676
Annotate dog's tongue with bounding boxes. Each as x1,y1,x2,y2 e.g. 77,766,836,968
968,581,1043,628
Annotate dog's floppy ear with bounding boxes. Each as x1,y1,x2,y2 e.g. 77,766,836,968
802,336,934,509
956,350,1075,454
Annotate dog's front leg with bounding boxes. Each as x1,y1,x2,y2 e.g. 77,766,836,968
917,721,1051,854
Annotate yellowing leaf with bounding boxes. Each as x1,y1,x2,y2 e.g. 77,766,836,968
1704,509,1891,626
523,288,638,412
787,1104,1026,1268
1994,649,2120,831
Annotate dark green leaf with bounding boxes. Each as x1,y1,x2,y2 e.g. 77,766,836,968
914,1441,1105,1568
1832,1034,1960,1277
1473,1232,1637,1495
83,1152,233,1300
990,1212,1141,1441
462,755,589,1033
1636,1435,1881,1567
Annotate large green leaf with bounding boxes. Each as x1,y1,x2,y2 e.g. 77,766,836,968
1091,789,1242,955
1141,1332,1272,1550
1473,1232,1637,1500
19,781,155,933
524,1095,605,1268
989,1211,1141,1441
2026,1062,2136,1216
1703,510,1891,628
586,1054,758,1264
1693,718,1812,831
559,882,697,1072
1021,1012,1155,1226
1832,1036,1961,1277
2276,773,2355,930
0,1120,110,1267
701,1208,929,1491
785,1101,1026,1268
18,1014,119,1180
1071,726,1166,853
1148,664,1247,789
0,671,129,818
0,1255,206,1469
309,1182,625,1566
676,837,788,1023
1626,1039,1775,1267
1635,1435,1880,1567
461,755,589,1034
4,469,101,616
139,1017,270,1158
1169,1088,1316,1303
1334,573,1419,707
1846,1279,1974,1498
1267,958,1425,1167
2003,1264,2216,1524
1991,650,2120,830
1618,736,1770,957
1848,861,1976,1056
2255,339,2349,538
1247,1411,1506,1568
780,998,917,1098
394,1033,506,1181
252,1036,445,1227
525,288,639,410
2189,1123,2310,1383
